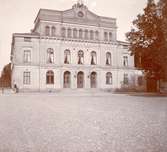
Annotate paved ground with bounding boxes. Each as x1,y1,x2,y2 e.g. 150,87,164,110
0,93,167,152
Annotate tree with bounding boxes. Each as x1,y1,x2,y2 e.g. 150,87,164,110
126,0,166,91
0,63,11,88
159,0,167,81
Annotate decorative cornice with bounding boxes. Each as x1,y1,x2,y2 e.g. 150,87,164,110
13,63,136,70
13,34,121,46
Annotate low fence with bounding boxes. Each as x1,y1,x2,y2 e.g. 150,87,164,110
0,87,14,94
0,80,12,94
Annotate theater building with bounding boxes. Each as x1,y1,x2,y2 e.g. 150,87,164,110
10,2,141,92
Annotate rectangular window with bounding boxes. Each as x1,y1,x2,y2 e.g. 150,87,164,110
79,30,83,39
85,30,88,39
24,50,31,63
90,31,94,40
123,56,128,66
106,73,112,85
24,37,31,42
61,28,66,37
67,29,72,38
104,32,108,41
23,72,31,84
123,74,129,85
45,26,50,36
73,29,77,38
109,32,112,41
95,31,99,40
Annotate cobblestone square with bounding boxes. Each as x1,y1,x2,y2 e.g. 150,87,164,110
0,93,167,152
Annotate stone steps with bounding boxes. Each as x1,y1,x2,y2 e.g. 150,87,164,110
57,89,113,96
0,88,114,96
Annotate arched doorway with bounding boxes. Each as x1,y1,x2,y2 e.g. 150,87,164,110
64,71,71,88
46,70,54,84
77,71,84,88
90,72,97,88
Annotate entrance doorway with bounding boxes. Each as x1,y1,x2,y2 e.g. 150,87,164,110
90,72,97,88
77,71,84,88
64,71,71,88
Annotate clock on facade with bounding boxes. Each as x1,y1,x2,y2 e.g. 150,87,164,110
78,11,84,17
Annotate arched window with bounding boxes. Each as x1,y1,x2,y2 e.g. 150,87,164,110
46,70,54,84
106,72,112,85
67,28,72,38
64,49,70,64
109,32,112,41
73,28,77,38
91,51,97,65
45,26,50,36
64,71,71,88
84,29,88,39
95,31,99,40
47,48,54,63
61,27,66,37
104,32,108,41
79,29,83,39
78,50,84,64
106,52,111,65
90,30,94,40
51,26,56,36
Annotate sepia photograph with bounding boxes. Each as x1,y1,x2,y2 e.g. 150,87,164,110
0,0,167,151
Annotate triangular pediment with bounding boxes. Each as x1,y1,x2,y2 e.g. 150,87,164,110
62,4,99,22
35,3,116,28
85,10,99,20
63,9,75,18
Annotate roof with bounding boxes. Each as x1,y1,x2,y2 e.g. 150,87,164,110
34,3,117,28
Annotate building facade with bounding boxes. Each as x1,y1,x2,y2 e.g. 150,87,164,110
11,2,141,92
